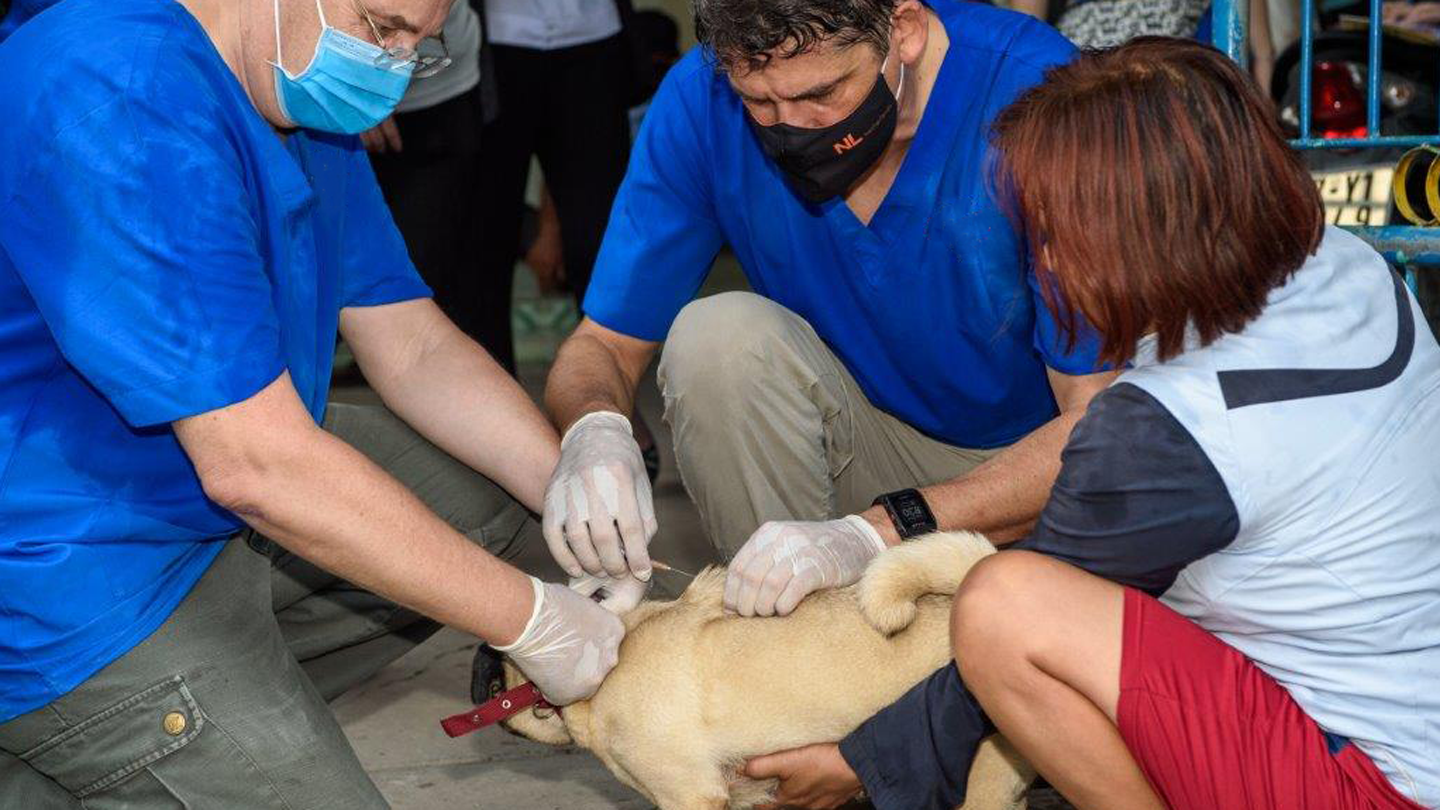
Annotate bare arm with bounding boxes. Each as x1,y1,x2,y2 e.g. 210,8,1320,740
1009,0,1051,19
525,185,566,295
174,372,535,645
1249,0,1277,97
340,298,559,513
859,368,1117,545
538,317,663,579
544,317,659,432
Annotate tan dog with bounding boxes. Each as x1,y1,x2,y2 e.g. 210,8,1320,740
500,531,1035,810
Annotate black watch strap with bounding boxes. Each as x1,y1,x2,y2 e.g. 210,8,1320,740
872,488,938,540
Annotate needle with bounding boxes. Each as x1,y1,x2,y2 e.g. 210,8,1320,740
651,560,696,579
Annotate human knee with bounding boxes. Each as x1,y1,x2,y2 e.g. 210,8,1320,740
951,551,1053,657
658,292,799,407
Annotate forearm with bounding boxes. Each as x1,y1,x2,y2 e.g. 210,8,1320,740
1009,0,1049,19
215,422,535,645
860,408,1084,545
861,368,1112,545
1249,0,1276,93
545,331,642,433
373,324,559,512
1248,0,1274,61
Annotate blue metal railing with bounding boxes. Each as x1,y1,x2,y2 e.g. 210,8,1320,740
1210,0,1440,275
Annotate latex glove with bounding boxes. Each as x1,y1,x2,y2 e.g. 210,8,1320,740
543,411,658,580
724,516,886,618
495,577,625,705
569,572,650,614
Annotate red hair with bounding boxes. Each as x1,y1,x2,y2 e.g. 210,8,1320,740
992,38,1324,365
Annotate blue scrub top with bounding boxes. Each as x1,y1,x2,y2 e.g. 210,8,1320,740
0,0,54,42
0,0,430,721
583,0,1102,449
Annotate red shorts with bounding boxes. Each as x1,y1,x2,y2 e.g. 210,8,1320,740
1116,589,1423,810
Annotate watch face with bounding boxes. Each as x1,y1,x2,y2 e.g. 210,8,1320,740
886,490,935,537
897,497,929,524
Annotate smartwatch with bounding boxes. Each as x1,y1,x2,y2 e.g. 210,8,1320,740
871,488,938,539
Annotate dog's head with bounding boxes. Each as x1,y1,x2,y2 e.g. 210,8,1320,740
467,577,691,750
470,644,576,746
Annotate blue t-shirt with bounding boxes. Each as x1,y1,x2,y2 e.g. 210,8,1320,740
0,0,51,42
583,0,1101,449
0,0,430,721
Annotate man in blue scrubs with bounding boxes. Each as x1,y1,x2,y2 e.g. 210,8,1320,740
0,0,625,806
537,0,1115,803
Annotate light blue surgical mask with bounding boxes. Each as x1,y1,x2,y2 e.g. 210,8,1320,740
270,0,413,134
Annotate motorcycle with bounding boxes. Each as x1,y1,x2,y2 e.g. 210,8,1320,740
1267,9,1440,336
1269,20,1439,225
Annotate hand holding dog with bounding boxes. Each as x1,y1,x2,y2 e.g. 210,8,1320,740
724,516,887,617
747,743,864,809
543,411,658,580
494,578,625,705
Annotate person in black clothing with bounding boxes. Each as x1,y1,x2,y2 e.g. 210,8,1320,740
363,1,503,366
474,0,637,363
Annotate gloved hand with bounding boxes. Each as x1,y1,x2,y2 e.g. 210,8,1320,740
723,515,887,618
543,411,658,580
495,577,625,705
569,571,650,614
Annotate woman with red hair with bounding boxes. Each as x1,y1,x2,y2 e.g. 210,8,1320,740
745,37,1440,810
944,38,1440,809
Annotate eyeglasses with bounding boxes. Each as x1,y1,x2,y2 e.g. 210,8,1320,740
351,1,452,78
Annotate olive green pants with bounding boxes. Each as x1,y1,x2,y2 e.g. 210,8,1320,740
0,403,536,809
657,292,1002,558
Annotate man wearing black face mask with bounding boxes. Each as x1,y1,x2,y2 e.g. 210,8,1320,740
541,5,1109,801
543,0,1114,596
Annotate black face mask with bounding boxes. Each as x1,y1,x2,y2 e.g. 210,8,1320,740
748,61,903,204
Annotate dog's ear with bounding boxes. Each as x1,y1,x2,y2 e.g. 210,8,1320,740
470,644,507,705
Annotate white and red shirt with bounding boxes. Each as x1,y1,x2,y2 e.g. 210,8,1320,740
1033,226,1440,805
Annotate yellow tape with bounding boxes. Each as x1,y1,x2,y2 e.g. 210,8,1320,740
1393,145,1440,226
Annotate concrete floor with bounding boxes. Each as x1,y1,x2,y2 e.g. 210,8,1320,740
333,624,653,810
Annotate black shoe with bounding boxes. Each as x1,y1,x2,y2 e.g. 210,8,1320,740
470,644,506,705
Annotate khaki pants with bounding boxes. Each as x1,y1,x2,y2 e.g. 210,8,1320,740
658,292,1001,558
0,403,536,809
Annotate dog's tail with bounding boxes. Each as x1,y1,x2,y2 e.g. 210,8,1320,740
858,531,996,636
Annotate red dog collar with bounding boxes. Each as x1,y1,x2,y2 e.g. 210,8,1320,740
440,683,555,738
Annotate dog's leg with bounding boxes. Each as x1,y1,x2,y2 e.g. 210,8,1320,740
957,734,1036,810
607,746,730,810
657,796,727,810
646,781,728,810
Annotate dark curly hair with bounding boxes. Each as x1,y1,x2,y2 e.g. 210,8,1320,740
694,0,898,73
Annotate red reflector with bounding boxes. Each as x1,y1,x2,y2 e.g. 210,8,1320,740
1320,125,1369,140
1312,61,1367,138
